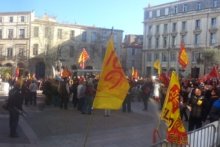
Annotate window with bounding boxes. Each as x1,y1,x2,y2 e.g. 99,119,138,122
45,27,50,38
33,44,38,55
170,52,176,61
148,37,152,48
172,23,177,32
197,2,201,10
174,6,178,14
147,53,152,61
182,21,186,31
8,29,13,39
57,29,62,39
210,33,216,45
69,46,74,57
155,37,160,48
91,32,97,42
164,24,168,33
9,16,13,23
131,60,135,67
156,9,160,17
34,27,39,37
0,29,2,39
181,35,186,43
214,0,217,7
131,48,135,55
163,37,167,48
192,51,200,62
194,34,200,45
7,48,13,57
165,8,169,15
0,17,2,23
148,25,152,34
18,48,24,56
82,31,87,42
21,16,25,22
195,19,201,29
149,11,152,18
172,36,176,47
19,29,25,38
156,25,160,33
183,4,188,12
211,18,217,27
154,53,159,60
162,52,167,62
70,30,75,39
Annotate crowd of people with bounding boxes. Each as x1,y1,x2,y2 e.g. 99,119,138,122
2,73,220,138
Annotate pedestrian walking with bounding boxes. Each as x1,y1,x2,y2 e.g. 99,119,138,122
29,80,38,106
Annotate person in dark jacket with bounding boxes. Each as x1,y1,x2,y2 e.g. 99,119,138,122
58,78,70,109
141,79,153,111
187,88,205,131
7,81,24,137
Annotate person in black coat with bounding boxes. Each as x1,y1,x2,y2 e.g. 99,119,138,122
7,81,24,137
187,88,205,131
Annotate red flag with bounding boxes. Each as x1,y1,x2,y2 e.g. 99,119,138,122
159,72,170,87
78,48,90,69
207,66,219,80
178,42,189,69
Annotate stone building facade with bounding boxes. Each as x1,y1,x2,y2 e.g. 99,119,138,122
143,0,220,77
0,11,123,78
122,35,143,77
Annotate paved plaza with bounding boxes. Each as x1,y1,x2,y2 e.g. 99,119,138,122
0,92,166,147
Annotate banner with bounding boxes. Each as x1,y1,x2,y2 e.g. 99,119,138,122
93,35,129,110
160,71,188,145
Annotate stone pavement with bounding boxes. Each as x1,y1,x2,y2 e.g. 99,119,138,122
0,92,164,147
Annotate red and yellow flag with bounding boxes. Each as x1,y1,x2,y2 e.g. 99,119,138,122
178,42,189,69
93,35,130,110
160,71,188,145
78,48,90,69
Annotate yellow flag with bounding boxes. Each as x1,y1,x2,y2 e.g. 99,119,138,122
153,59,161,75
160,71,188,145
93,35,130,110
131,66,134,77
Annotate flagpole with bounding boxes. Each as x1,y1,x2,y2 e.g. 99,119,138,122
83,113,94,147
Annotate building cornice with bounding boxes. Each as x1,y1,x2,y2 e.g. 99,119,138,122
0,11,32,15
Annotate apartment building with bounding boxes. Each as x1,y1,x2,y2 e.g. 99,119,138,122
143,0,220,77
0,11,32,74
122,35,143,77
0,11,123,78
